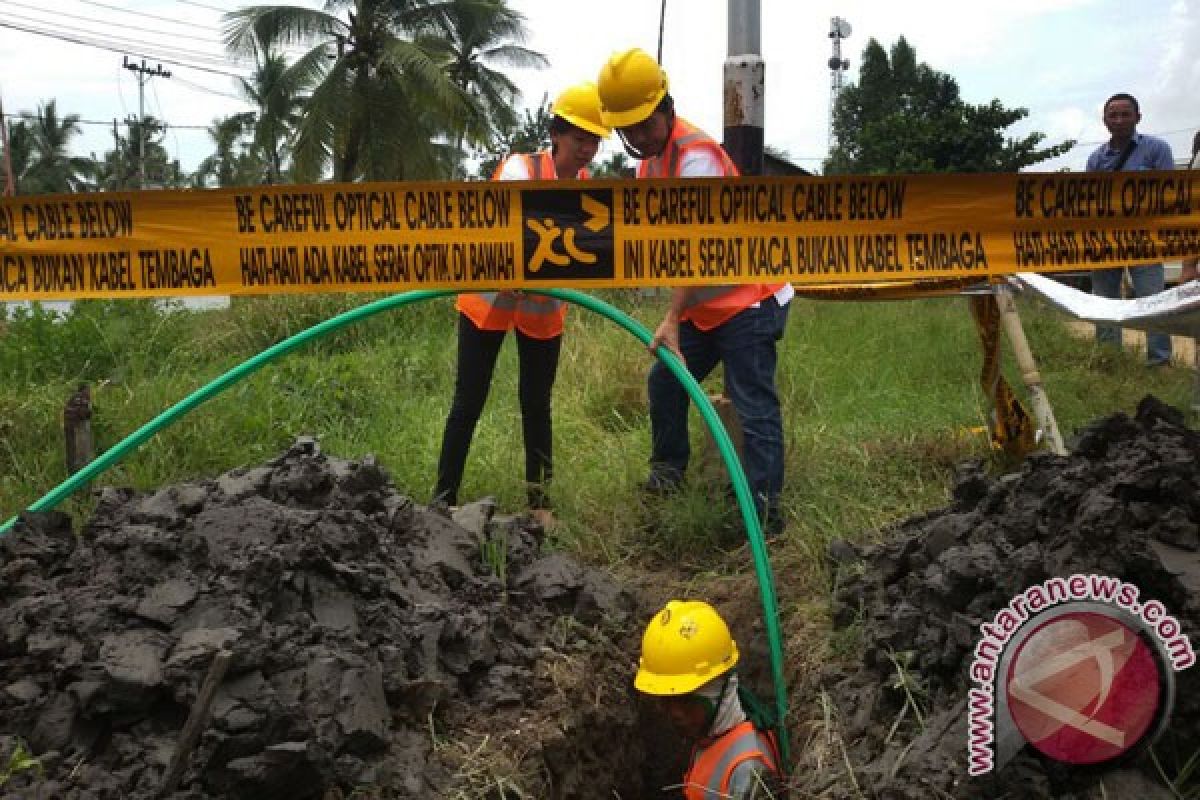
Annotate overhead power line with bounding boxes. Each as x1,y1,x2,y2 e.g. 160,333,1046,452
1,111,214,131
71,0,313,60
0,7,247,68
0,19,248,77
0,0,222,45
174,0,241,13
173,74,244,101
78,0,225,31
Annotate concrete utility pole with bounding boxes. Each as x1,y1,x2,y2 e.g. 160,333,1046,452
724,0,764,175
122,57,171,189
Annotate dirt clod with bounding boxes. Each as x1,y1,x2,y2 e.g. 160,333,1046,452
818,397,1200,798
0,441,648,799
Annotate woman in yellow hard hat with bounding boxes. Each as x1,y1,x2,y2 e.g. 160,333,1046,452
434,83,610,515
636,600,783,799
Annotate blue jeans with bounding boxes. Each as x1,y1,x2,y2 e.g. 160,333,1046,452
647,297,789,517
1091,264,1171,364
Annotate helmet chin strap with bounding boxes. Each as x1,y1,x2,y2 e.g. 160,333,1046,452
617,128,651,161
617,110,674,161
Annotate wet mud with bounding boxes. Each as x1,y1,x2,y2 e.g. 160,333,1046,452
820,397,1200,799
0,438,651,799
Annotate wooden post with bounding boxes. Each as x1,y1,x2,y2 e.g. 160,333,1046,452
63,384,94,474
699,392,745,479
158,649,232,798
994,284,1067,456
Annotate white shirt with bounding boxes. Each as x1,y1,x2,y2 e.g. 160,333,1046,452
496,154,549,181
673,143,793,306
674,147,794,307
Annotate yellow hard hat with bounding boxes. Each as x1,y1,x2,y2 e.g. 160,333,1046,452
597,47,669,128
635,600,739,696
551,82,611,138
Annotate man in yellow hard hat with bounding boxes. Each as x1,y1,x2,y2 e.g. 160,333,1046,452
597,48,792,538
435,83,610,516
636,600,783,798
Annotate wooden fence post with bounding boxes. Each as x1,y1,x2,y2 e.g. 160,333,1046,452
63,384,94,474
994,285,1067,456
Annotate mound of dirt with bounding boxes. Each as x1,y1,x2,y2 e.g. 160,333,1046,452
819,397,1200,799
0,438,650,799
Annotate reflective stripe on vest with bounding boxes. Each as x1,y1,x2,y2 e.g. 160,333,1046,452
636,117,738,180
682,722,780,800
460,151,572,338
456,290,565,339
491,152,591,181
636,118,783,331
681,284,780,332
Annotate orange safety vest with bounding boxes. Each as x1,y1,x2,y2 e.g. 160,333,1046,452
682,721,781,800
639,117,784,332
456,152,585,339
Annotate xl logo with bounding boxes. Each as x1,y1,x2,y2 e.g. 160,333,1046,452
520,189,614,281
1005,612,1163,764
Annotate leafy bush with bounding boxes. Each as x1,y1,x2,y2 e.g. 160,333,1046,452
0,300,195,387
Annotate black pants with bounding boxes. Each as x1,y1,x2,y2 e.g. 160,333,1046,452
434,313,562,508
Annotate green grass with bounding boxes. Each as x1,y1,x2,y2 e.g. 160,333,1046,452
3,288,1196,790
3,291,1195,571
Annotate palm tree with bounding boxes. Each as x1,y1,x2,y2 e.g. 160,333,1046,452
20,100,92,194
225,1,473,182
85,116,186,190
3,118,34,194
472,96,549,179
87,121,139,191
423,0,548,170
88,148,132,192
194,113,260,187
237,51,304,183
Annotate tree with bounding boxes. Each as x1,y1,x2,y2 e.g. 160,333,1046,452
422,0,548,174
472,98,550,179
3,118,34,194
88,116,186,190
19,100,93,194
88,147,134,192
124,115,187,188
224,0,540,183
193,113,262,187
589,151,632,178
237,50,304,184
826,37,1074,174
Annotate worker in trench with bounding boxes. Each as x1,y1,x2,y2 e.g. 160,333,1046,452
432,82,610,522
635,600,785,798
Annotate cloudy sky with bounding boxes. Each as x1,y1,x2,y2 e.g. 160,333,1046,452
1,0,1196,175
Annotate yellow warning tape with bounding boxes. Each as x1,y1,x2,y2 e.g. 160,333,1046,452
1,171,1196,300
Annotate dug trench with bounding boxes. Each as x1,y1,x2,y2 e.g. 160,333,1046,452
5,396,1200,799
0,437,697,799
807,396,1200,799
